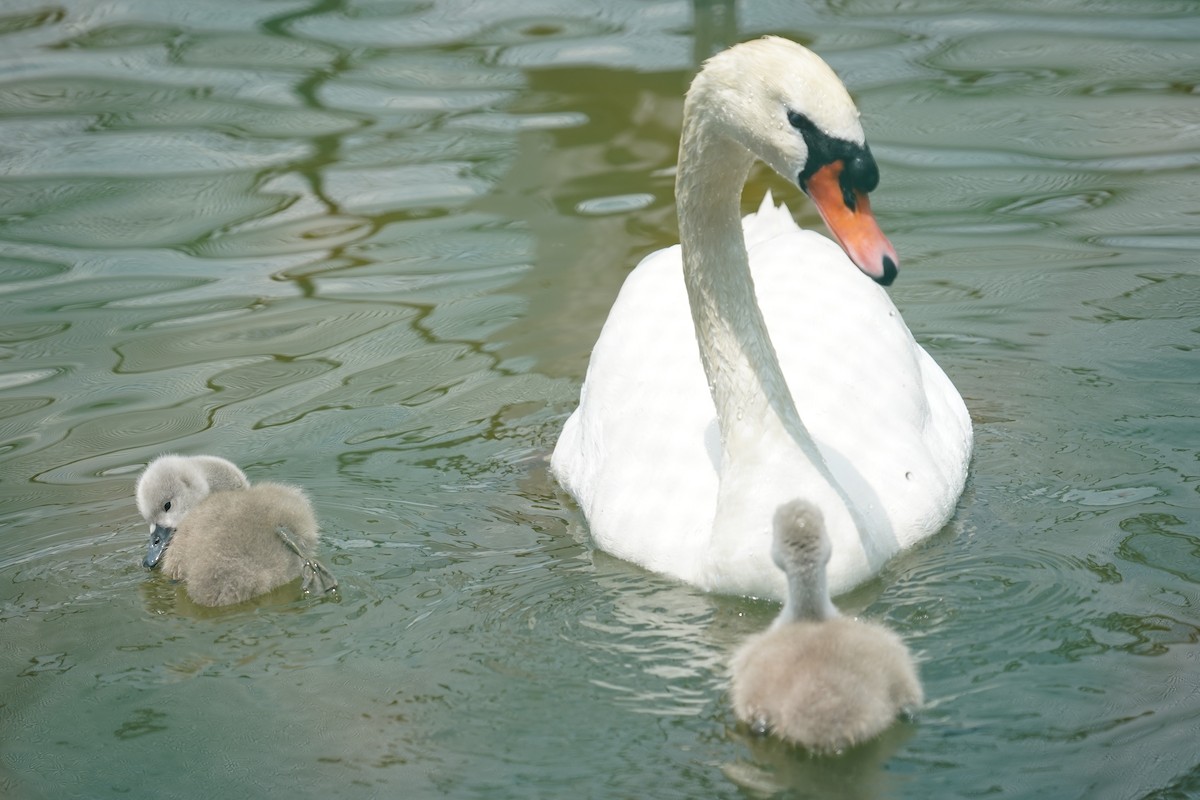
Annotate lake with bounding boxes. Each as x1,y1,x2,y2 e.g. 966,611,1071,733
1,0,1199,797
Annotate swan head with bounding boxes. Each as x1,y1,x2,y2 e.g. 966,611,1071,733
689,36,899,285
135,455,248,568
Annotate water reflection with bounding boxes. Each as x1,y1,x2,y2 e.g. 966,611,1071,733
724,723,916,799
1,0,1199,797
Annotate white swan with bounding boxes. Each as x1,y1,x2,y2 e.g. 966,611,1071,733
551,36,971,600
730,499,923,752
136,454,336,607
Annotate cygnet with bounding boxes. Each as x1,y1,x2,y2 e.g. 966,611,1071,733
729,499,923,753
136,454,336,606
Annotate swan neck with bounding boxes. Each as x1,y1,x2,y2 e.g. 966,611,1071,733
675,108,801,444
675,72,871,594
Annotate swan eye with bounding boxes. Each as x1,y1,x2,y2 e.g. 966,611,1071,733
163,501,172,512
786,109,808,131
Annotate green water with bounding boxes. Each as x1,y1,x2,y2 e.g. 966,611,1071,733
2,0,1199,797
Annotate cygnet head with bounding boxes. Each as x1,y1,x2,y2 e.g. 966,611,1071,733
771,499,832,575
772,499,839,623
684,36,898,284
135,455,249,569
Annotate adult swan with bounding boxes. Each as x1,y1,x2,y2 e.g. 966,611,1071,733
552,37,972,600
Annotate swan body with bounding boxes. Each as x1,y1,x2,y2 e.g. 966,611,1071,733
552,37,971,600
136,454,335,607
730,500,922,752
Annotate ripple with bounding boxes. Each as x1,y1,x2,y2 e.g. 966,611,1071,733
0,368,62,391
447,111,590,132
318,82,515,115
473,14,621,46
1085,273,1200,321
576,570,725,716
1061,486,1161,507
114,300,415,374
174,31,343,70
286,3,480,48
891,545,1107,664
312,264,529,304
0,395,52,422
0,174,287,249
31,407,210,485
0,7,63,36
0,76,193,115
575,193,655,216
51,22,180,50
0,127,310,177
334,128,514,169
133,303,255,330
871,90,1200,163
1097,233,1200,252
338,50,525,92
102,97,365,140
1,5,1198,798
995,189,1114,216
0,255,70,285
4,275,211,313
19,651,74,677
928,30,1200,94
1118,514,1200,585
497,32,690,71
1082,611,1200,657
0,320,69,342
320,164,494,215
209,356,341,405
189,214,372,259
329,213,534,277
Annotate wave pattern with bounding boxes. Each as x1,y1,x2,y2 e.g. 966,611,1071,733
0,1,1198,798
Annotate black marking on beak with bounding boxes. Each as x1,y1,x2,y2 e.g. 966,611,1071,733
878,254,898,287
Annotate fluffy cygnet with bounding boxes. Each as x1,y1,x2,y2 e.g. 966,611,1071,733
136,454,336,607
729,499,923,753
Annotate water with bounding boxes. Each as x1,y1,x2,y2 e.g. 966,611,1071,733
1,0,1198,797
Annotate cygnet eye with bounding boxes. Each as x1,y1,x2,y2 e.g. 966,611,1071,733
163,501,172,512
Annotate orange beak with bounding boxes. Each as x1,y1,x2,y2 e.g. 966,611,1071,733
805,161,899,286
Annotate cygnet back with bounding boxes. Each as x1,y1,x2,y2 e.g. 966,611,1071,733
161,482,320,607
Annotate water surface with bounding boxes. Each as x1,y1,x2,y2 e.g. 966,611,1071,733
2,1,1199,798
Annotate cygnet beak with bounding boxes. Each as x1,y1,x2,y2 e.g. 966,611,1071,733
143,524,174,569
